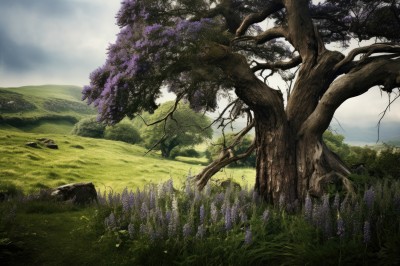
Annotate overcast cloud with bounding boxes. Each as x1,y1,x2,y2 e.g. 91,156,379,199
0,0,398,140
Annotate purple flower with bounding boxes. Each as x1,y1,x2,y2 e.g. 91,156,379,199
304,193,313,222
322,194,332,237
252,191,259,203
333,192,340,210
225,205,232,231
231,204,238,225
210,202,218,224
105,212,116,229
128,223,135,239
262,209,270,224
244,228,252,245
240,211,248,223
199,204,205,224
139,223,147,236
140,202,149,220
182,223,192,239
337,217,345,238
363,221,371,244
363,187,375,210
196,224,205,239
143,23,162,35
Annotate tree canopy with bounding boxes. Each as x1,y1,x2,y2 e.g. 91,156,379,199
138,101,212,158
84,0,400,204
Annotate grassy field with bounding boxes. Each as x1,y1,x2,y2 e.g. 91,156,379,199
0,128,256,265
0,129,255,194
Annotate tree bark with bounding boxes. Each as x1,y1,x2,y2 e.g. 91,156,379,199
253,111,297,205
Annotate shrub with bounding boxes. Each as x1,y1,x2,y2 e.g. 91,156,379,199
71,116,105,138
170,148,200,159
104,123,141,144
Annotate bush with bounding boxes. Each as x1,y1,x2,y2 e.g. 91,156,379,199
170,148,200,159
104,123,141,144
71,116,105,138
0,182,23,200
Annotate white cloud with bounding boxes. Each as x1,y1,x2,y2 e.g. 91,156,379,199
0,0,120,87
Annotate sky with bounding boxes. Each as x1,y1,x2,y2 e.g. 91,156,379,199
0,0,398,142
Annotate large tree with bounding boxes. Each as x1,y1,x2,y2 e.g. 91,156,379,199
83,0,400,205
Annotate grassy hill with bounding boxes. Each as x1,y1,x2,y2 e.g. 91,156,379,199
0,129,255,194
0,85,95,134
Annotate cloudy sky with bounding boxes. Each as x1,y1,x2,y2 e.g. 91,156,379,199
0,0,398,141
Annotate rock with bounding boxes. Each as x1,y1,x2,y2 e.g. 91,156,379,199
51,182,98,205
25,142,38,148
36,138,59,149
46,143,58,149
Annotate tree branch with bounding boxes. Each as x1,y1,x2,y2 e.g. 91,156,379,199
251,56,302,72
139,94,183,127
235,1,284,37
300,57,400,137
233,26,289,45
196,120,256,190
334,44,400,73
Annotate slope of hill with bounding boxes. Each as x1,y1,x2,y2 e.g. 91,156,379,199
0,129,255,193
0,85,95,134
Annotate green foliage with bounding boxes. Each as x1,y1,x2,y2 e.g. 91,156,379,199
104,123,141,144
0,90,36,113
138,101,213,158
373,145,400,178
0,182,23,199
207,133,255,167
43,98,94,114
323,130,352,160
71,116,106,138
170,147,200,159
324,130,400,181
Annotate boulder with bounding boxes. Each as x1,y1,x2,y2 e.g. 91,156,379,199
51,182,97,204
36,138,59,149
25,142,38,148
46,143,58,149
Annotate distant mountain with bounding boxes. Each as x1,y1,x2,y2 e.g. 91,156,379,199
0,85,95,134
330,122,400,146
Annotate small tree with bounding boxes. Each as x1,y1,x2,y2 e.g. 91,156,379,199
104,122,141,144
71,116,105,138
139,101,212,158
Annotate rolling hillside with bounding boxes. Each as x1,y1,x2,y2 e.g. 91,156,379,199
0,85,95,134
0,129,255,193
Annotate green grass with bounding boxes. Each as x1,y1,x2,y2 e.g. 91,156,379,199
0,129,255,193
0,85,95,134
0,128,255,265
